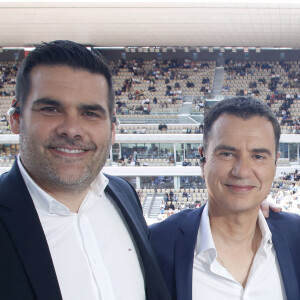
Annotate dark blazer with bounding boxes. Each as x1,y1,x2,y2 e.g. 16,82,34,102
0,160,171,300
149,205,300,300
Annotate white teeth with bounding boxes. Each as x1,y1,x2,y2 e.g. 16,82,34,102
57,148,84,154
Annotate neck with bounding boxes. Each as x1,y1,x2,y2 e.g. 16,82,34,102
210,212,261,249
208,203,262,288
208,202,260,243
47,188,89,213
20,157,90,212
35,180,89,213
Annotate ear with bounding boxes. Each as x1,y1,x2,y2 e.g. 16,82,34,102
9,99,21,134
201,164,205,179
199,146,205,178
111,112,116,145
198,146,202,157
275,152,280,165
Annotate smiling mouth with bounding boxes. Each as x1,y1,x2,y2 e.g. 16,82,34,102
56,147,85,154
49,146,89,157
225,184,255,192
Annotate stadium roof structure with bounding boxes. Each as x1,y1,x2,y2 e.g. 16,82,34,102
0,0,299,49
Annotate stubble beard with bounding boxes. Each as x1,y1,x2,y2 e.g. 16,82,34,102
19,128,111,194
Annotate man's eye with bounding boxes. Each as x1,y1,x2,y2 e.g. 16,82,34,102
84,111,99,118
39,107,59,114
254,154,265,160
220,152,233,157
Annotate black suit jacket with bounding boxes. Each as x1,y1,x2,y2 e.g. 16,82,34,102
150,205,300,300
0,160,171,300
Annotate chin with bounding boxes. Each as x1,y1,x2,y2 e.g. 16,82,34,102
228,204,259,213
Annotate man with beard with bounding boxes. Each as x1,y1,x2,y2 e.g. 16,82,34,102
0,40,170,300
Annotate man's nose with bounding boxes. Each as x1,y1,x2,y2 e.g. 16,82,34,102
56,114,84,139
231,156,252,178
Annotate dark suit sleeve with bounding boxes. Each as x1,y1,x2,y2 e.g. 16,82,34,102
0,217,36,300
267,211,300,299
0,163,63,300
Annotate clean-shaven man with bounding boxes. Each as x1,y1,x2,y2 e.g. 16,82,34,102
150,97,300,300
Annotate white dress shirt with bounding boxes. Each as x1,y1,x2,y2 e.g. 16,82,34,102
18,157,145,300
192,204,286,300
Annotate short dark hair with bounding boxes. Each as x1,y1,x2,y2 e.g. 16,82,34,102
15,40,114,119
203,96,281,154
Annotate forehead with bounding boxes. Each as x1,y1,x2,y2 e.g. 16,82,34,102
207,114,276,151
27,65,109,105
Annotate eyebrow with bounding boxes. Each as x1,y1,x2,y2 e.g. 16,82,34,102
214,144,272,156
214,145,237,153
32,97,62,108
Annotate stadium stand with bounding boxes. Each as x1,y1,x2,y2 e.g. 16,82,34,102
1,52,300,220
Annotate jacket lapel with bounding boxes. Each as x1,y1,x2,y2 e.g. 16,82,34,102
174,207,204,300
0,161,62,300
105,177,171,300
105,179,149,242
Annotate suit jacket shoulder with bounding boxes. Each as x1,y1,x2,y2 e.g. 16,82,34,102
0,161,62,300
150,207,203,249
267,211,300,299
149,208,203,300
